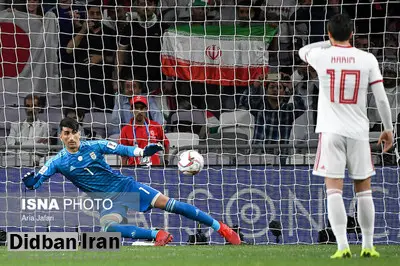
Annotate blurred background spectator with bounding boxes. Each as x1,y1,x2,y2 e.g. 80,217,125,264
66,0,115,111
117,0,168,93
119,96,170,166
46,0,85,107
6,94,49,166
239,73,305,144
109,78,142,135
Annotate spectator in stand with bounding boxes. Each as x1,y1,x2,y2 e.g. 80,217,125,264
190,0,213,26
160,0,191,24
213,0,256,25
117,0,168,93
120,96,170,166
109,78,166,135
239,73,306,145
6,94,49,166
291,62,319,125
160,0,218,25
101,0,130,95
10,0,43,16
66,0,115,111
109,79,142,135
289,62,319,143
291,0,345,45
102,0,129,35
46,0,86,107
26,0,43,16
236,0,256,26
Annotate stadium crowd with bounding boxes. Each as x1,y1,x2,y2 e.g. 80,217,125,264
0,0,399,166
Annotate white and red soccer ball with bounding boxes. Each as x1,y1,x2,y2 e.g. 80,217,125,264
178,150,204,175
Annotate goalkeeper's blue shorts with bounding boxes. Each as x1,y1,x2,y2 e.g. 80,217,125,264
99,179,161,219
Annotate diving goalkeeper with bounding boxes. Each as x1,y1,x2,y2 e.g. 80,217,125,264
23,117,241,246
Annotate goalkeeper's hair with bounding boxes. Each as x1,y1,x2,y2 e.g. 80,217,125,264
327,13,353,42
59,117,80,132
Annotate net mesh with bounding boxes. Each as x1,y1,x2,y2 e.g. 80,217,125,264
0,0,399,244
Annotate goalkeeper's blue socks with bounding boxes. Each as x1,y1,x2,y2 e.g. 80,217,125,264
105,222,158,239
165,198,221,231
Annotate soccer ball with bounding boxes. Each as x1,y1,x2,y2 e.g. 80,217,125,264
178,150,204,175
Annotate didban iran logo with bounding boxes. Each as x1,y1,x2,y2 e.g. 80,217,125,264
7,232,121,251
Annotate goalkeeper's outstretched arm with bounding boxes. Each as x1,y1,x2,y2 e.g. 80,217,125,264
22,157,59,190
96,140,164,158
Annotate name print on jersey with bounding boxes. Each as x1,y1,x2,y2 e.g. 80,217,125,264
331,56,355,64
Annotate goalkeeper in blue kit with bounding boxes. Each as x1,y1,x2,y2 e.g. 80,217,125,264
23,117,241,245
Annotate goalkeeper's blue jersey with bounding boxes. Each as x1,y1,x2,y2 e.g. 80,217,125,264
33,140,138,192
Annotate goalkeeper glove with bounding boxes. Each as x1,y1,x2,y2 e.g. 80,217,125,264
22,172,38,190
143,143,164,157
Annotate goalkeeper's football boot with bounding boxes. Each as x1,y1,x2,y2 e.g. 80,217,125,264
154,230,173,246
330,247,352,259
360,247,380,258
217,222,241,245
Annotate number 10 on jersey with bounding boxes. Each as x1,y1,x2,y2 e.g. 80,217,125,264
327,69,360,104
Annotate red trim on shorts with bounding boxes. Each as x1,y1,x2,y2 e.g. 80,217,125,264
370,150,375,171
314,133,322,171
369,79,383,86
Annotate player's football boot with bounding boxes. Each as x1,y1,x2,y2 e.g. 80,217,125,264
154,230,173,246
330,247,352,259
360,247,380,258
217,222,241,245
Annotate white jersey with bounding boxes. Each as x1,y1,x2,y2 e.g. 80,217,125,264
299,41,392,140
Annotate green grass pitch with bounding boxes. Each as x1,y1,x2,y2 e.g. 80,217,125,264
1,245,399,266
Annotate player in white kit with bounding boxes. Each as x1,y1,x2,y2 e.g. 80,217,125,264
299,14,393,258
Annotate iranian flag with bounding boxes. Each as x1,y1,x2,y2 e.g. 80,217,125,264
161,24,278,86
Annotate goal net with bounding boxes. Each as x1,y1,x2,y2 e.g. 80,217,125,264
0,0,399,245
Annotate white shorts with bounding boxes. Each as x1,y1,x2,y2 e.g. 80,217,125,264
313,133,375,180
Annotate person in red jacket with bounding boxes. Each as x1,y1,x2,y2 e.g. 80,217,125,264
120,96,170,166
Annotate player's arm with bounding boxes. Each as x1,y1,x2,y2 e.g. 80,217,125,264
298,41,331,67
371,83,392,131
97,140,164,157
22,158,58,190
368,54,394,152
119,127,130,165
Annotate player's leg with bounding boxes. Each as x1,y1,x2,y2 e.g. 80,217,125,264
347,138,379,257
325,178,350,257
100,213,156,239
99,199,170,246
313,133,350,258
152,190,241,245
